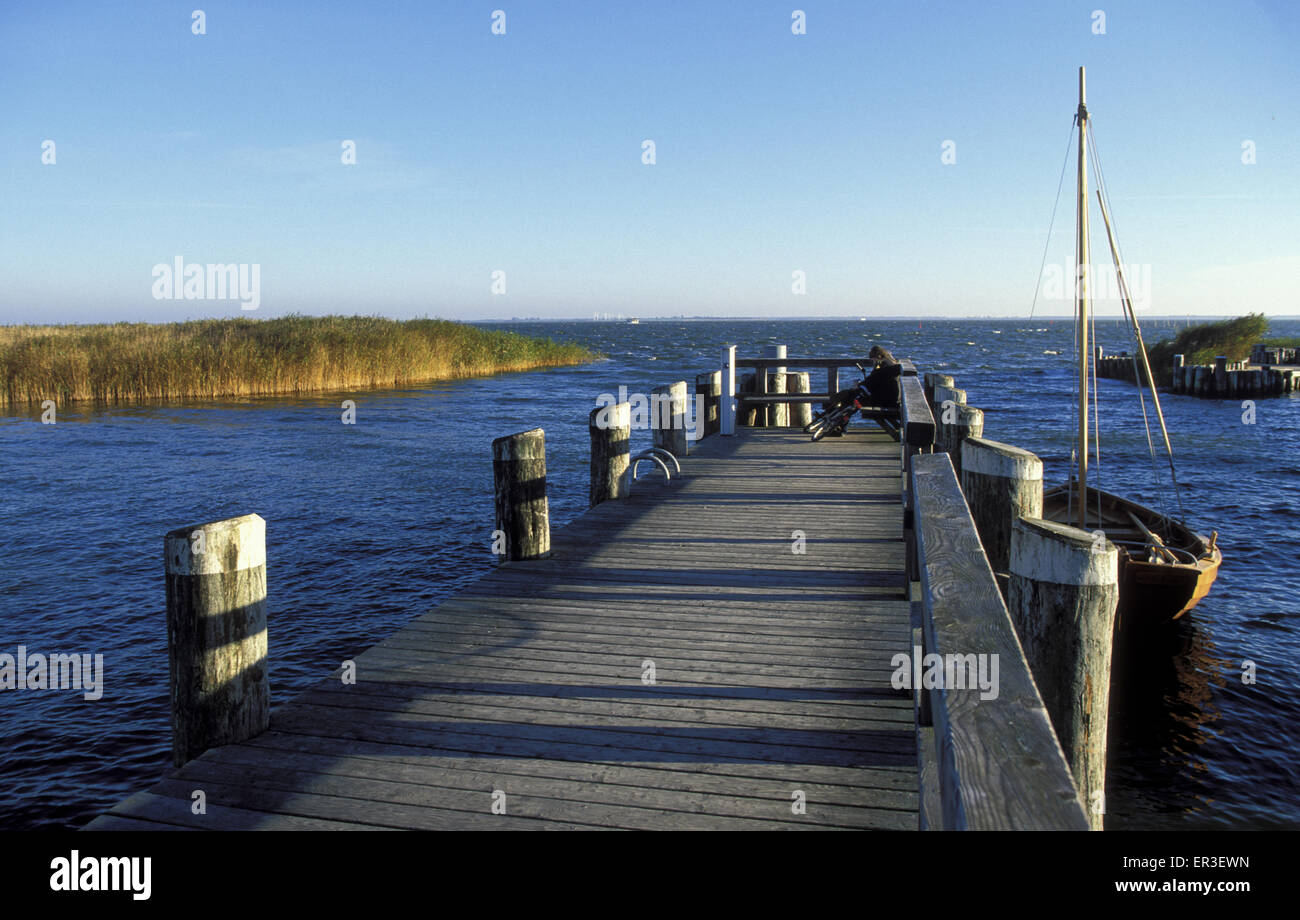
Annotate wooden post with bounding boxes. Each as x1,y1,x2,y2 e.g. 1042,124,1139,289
1008,518,1118,830
960,438,1043,575
933,384,966,410
589,402,631,507
738,373,758,427
932,385,967,454
763,345,787,427
924,372,954,409
788,371,812,428
1215,356,1227,397
695,371,721,437
721,346,737,436
492,428,550,561
165,513,269,767
826,366,840,407
938,405,983,480
652,381,689,456
766,370,788,427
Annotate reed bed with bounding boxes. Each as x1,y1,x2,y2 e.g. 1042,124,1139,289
0,316,596,406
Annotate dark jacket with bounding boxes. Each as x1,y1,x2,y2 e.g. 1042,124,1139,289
865,362,902,407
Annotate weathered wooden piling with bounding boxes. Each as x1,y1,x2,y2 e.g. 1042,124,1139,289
1008,518,1118,830
763,345,788,427
933,384,966,413
960,438,1043,575
165,513,269,767
765,370,788,427
1172,354,1184,389
652,380,689,456
492,428,550,561
589,402,631,507
937,405,983,479
788,371,812,427
695,371,721,437
923,372,954,410
737,372,758,427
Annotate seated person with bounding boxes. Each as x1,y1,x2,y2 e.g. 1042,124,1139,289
824,345,901,412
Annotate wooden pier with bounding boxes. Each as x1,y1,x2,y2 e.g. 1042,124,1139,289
86,348,1093,832
87,428,919,830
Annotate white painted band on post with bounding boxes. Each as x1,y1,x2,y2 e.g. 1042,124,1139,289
962,437,1043,481
1010,518,1118,586
165,514,266,576
605,401,630,430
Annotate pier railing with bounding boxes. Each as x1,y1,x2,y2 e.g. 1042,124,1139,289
706,346,1092,829
910,452,1089,829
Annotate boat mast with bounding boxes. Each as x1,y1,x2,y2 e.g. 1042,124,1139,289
1075,66,1090,530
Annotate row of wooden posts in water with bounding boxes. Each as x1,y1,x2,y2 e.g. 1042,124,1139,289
1095,347,1298,397
159,346,1115,828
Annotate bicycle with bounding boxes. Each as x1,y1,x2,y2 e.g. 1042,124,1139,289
804,362,870,442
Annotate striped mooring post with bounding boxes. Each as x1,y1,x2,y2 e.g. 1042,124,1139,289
492,428,551,561
165,513,269,767
960,437,1044,575
590,402,631,507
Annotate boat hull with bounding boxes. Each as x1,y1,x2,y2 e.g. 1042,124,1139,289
1042,484,1221,626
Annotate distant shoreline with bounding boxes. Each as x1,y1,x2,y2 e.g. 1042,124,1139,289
483,314,1300,323
0,316,596,408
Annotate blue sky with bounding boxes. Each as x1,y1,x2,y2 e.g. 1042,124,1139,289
1,0,1296,322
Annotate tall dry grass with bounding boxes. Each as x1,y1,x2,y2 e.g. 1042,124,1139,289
0,316,596,406
1145,313,1268,379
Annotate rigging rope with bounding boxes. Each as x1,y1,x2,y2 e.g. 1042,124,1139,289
1029,122,1078,322
1087,120,1188,527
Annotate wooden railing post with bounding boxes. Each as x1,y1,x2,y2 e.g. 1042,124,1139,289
590,402,631,507
825,365,839,406
1008,518,1118,830
165,513,269,767
492,428,550,560
720,346,737,436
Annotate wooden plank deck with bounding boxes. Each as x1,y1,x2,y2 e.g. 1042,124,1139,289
85,427,916,830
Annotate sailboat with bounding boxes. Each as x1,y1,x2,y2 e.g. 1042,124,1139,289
1040,67,1221,627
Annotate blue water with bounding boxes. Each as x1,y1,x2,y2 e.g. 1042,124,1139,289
1,318,1297,830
